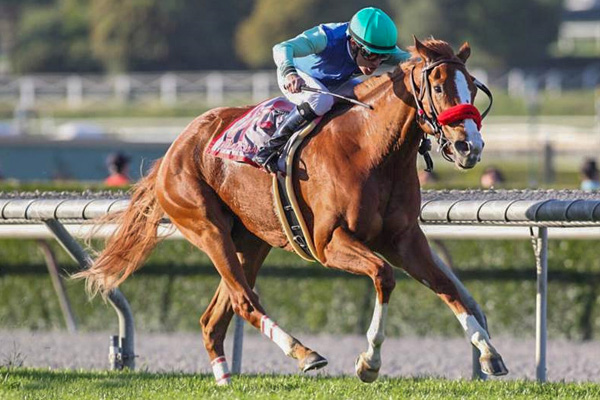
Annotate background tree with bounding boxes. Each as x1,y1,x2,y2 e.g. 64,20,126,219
11,0,100,73
161,0,253,70
236,0,389,68
4,0,566,73
90,0,170,73
389,0,563,69
89,0,252,72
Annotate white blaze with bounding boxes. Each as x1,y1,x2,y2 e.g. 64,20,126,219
454,71,483,150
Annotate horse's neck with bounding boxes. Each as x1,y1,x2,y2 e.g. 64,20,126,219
350,71,419,169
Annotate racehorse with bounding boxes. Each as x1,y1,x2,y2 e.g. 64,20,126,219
76,37,508,384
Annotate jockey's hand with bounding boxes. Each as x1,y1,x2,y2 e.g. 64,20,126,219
284,74,305,94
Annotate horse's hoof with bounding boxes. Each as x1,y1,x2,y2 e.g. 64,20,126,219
300,351,328,372
480,354,509,376
355,353,379,383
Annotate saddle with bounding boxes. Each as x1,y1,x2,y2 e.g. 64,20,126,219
206,98,323,263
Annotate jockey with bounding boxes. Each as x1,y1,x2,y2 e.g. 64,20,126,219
253,7,410,173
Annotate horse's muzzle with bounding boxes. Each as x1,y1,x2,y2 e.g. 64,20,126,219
453,139,484,169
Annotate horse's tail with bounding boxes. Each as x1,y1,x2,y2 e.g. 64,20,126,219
73,159,164,298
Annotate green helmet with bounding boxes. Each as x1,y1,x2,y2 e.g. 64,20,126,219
348,7,397,54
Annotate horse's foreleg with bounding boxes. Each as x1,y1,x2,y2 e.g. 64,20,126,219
428,250,508,376
380,225,508,376
322,227,396,383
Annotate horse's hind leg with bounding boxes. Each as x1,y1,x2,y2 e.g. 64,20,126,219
379,225,508,377
158,176,264,319
158,179,326,381
200,230,270,385
321,227,396,383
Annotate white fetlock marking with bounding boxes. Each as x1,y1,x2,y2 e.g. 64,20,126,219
364,301,388,365
260,315,294,356
457,313,494,356
211,356,231,385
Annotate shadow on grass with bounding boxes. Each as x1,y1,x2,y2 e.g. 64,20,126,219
3,263,600,284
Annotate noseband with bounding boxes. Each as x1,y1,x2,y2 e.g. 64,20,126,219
409,59,493,167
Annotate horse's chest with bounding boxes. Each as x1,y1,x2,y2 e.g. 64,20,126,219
344,183,388,241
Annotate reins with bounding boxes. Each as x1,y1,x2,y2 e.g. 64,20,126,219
408,58,493,170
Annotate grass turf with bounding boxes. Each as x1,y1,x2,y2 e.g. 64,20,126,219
1,368,600,400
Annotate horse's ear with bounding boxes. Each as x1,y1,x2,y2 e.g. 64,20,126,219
457,42,471,63
413,35,439,62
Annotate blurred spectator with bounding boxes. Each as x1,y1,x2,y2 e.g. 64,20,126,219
580,158,600,191
104,151,131,187
418,169,438,186
480,166,505,189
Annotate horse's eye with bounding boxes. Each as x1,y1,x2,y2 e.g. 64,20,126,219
434,86,443,94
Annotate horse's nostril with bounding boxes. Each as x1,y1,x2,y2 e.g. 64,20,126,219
454,140,470,156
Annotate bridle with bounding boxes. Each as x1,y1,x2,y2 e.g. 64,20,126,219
409,58,493,169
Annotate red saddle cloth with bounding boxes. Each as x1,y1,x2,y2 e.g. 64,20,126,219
206,97,296,166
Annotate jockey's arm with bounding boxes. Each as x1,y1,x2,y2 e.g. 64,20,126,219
273,26,328,80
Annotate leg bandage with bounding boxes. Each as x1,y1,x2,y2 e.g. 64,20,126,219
260,315,294,355
211,356,231,385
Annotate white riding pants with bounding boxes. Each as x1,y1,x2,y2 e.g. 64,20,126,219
277,70,361,116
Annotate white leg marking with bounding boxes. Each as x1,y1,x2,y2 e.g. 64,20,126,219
457,313,495,356
260,315,295,356
364,300,388,366
454,71,483,150
211,356,231,385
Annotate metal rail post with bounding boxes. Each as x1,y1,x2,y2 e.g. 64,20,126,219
43,219,136,370
531,226,548,382
231,315,244,374
37,240,77,333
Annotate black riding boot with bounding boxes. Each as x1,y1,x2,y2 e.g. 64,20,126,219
254,103,317,173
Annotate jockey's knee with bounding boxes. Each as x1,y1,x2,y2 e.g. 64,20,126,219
307,94,334,116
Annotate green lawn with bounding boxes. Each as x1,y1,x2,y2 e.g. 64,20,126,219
1,368,600,400
2,238,600,338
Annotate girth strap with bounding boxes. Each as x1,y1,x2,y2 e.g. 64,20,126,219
271,121,323,263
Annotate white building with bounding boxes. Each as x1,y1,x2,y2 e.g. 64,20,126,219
559,0,600,53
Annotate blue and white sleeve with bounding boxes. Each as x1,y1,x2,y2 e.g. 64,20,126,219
273,26,328,80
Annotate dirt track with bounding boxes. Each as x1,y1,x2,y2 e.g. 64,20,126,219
1,330,599,382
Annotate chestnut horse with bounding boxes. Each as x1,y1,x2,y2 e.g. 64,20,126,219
77,38,507,384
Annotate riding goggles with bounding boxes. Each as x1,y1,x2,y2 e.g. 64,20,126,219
359,45,390,62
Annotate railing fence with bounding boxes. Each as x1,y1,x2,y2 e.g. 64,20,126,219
2,191,600,381
1,66,600,110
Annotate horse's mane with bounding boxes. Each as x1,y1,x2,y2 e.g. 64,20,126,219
407,38,456,60
396,39,459,77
